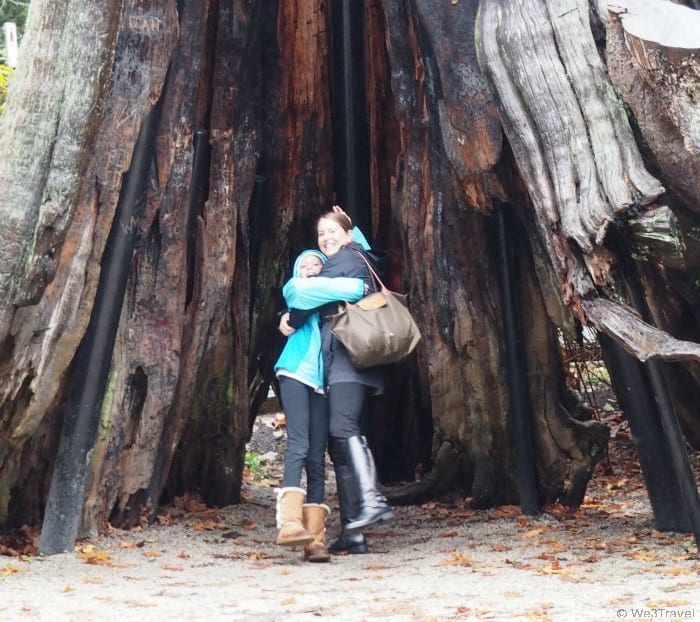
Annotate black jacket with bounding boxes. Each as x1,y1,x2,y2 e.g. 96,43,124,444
288,243,380,328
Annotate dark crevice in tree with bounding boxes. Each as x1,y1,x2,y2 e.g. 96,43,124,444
331,0,371,233
412,8,443,103
599,332,692,532
623,278,700,542
247,163,273,424
185,130,210,309
496,204,539,515
0,334,14,369
109,488,150,528
39,102,162,555
124,366,148,451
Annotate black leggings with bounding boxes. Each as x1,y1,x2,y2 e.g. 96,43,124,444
279,376,329,503
328,382,367,439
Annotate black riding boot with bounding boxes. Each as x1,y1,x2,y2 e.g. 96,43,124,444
328,460,368,554
343,435,393,533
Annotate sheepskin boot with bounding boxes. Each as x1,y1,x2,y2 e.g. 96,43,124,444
302,503,331,563
275,487,314,546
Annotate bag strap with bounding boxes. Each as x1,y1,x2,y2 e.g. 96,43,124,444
353,250,387,293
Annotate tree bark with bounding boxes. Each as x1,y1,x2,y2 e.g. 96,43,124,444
604,0,700,443
0,0,179,528
0,0,335,535
1,0,699,539
372,0,609,508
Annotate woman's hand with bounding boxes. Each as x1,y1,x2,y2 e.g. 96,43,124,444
278,312,295,336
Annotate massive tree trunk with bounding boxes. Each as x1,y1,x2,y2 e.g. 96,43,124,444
0,0,698,544
0,0,334,538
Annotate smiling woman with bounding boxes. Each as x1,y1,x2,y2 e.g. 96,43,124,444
281,207,394,554
316,212,354,257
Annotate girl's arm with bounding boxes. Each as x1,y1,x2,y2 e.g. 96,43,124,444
283,275,365,310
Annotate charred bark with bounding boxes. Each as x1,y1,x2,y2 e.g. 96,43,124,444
0,0,335,538
477,0,700,535
1,0,180,530
0,0,698,544
374,0,608,509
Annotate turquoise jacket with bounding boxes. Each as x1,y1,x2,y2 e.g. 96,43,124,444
275,248,366,393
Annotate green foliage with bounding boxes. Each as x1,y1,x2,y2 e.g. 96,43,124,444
0,62,12,115
244,451,262,474
0,0,30,36
244,450,271,480
0,0,29,66
579,362,611,387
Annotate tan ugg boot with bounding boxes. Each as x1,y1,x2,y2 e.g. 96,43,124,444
302,503,331,563
275,487,314,546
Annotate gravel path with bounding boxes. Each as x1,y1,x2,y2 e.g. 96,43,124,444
1,415,698,621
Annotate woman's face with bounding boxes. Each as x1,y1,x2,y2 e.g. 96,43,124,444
317,216,353,257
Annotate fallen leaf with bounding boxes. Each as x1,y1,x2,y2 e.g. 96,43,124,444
364,564,391,570
76,546,111,566
1,565,21,576
246,552,269,560
648,599,692,608
492,505,522,519
195,521,228,531
522,527,547,538
119,540,139,549
660,566,694,576
632,551,658,563
541,560,561,572
437,552,473,567
447,509,477,518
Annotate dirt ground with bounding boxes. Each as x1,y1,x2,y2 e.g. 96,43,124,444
1,409,699,622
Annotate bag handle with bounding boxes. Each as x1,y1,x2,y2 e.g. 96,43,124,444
353,250,388,294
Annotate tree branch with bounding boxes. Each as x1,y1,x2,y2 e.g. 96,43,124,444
582,297,700,363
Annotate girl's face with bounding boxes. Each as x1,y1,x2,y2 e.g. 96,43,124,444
297,255,323,278
317,216,353,257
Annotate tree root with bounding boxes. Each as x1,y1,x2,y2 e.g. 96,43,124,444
383,441,460,506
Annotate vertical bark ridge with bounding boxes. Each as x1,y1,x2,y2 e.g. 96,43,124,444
0,0,179,526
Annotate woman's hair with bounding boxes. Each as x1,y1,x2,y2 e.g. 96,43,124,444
317,210,352,232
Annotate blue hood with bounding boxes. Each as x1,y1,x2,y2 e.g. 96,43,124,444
292,250,327,278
